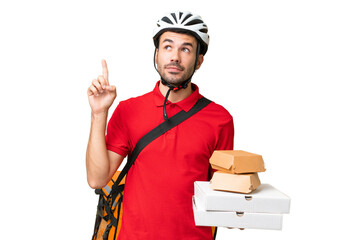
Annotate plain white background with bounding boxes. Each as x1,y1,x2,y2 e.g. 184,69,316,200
1,0,359,239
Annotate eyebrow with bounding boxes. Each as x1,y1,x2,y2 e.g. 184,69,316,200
162,38,194,48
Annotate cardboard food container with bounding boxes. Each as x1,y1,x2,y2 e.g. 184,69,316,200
195,181,291,214
210,171,261,194
192,196,283,230
210,150,266,174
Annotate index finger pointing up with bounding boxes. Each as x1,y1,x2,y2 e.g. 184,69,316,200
101,59,109,84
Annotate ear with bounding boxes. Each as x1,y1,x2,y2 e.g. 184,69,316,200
196,54,204,70
155,48,159,65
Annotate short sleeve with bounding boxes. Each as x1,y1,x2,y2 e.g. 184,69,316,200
105,102,130,157
215,115,234,151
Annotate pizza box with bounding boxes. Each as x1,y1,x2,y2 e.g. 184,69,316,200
195,181,290,214
210,150,266,174
192,196,283,230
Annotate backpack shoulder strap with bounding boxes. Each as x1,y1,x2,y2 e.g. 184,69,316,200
110,97,211,194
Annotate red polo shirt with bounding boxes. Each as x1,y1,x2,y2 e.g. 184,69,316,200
106,81,234,240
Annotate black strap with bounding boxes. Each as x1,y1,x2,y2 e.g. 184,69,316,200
110,97,211,198
213,227,218,240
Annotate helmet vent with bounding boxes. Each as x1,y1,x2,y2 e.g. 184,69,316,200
199,28,208,33
171,13,178,23
181,13,193,24
161,16,173,24
185,19,203,26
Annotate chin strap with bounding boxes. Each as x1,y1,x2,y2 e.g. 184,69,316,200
163,88,172,121
162,80,190,121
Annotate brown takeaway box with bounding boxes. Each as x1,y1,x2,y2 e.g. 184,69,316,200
210,171,261,194
210,150,266,174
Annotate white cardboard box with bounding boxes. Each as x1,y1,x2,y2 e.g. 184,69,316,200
194,181,290,214
193,196,283,230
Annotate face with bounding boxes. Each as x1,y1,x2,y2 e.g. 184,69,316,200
155,31,204,87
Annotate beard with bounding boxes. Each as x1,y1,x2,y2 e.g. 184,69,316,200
157,62,195,87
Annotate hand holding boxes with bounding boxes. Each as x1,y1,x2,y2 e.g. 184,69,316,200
193,150,291,230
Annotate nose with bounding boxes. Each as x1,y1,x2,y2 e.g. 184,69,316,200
170,49,180,63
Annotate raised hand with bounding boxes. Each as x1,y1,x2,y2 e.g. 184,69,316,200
87,59,117,115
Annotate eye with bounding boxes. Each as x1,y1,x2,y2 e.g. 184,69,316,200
164,45,172,50
182,48,190,53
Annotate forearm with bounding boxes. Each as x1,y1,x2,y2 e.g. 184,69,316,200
86,111,111,189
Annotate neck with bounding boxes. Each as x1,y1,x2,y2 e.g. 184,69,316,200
159,81,193,103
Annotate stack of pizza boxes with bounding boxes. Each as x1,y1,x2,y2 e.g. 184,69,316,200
192,150,291,230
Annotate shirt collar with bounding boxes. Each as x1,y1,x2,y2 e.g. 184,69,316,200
152,80,202,112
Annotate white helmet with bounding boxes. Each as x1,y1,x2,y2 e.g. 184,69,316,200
153,11,210,55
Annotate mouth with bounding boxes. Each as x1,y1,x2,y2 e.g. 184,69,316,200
166,67,182,73
165,63,184,73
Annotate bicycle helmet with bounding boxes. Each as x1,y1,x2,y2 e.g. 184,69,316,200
153,11,209,55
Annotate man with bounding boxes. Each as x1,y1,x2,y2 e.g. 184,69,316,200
86,11,234,240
